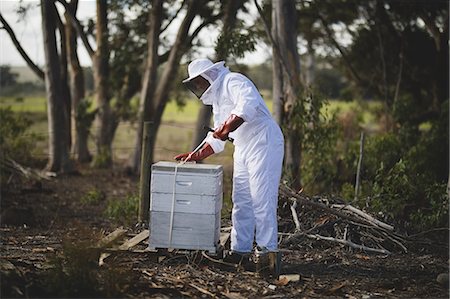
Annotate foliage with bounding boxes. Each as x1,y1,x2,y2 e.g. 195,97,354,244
0,108,39,165
300,89,341,193
314,67,350,100
108,0,149,121
104,194,139,225
92,147,113,169
215,25,257,59
284,88,448,231
0,65,18,86
80,189,105,205
411,183,449,229
75,99,97,131
345,101,449,230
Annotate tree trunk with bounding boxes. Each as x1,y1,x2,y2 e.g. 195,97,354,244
128,0,163,174
271,4,283,125
56,11,72,155
272,0,302,190
65,0,91,162
41,0,72,173
92,0,112,168
191,0,245,149
305,37,315,86
147,0,198,165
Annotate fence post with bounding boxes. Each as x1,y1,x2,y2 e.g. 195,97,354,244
138,121,153,224
354,132,365,203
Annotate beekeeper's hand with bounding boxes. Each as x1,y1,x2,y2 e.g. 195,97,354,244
174,143,214,162
213,114,244,141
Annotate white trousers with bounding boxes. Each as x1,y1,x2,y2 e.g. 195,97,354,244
230,123,284,252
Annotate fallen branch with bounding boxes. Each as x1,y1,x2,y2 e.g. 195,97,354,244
290,201,301,231
331,204,394,231
305,234,391,255
201,251,238,268
279,185,366,226
189,282,216,297
1,158,51,181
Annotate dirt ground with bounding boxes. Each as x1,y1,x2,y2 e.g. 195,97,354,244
1,165,449,298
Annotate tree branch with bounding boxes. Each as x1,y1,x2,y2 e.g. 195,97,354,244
305,233,392,255
186,13,222,48
0,12,44,80
55,0,95,58
160,0,186,34
317,14,364,87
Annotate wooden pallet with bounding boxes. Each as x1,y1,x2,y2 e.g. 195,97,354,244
97,228,231,266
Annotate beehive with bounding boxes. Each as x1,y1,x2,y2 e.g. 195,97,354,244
148,161,223,253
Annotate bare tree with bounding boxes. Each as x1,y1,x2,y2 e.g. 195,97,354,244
129,0,222,174
64,0,91,162
128,0,164,173
92,0,112,167
41,0,72,173
57,0,112,168
271,0,302,189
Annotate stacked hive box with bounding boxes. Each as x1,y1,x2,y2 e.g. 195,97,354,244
148,161,223,254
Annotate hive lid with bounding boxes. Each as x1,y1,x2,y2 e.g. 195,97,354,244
151,161,223,174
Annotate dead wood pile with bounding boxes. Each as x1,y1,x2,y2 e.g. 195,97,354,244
278,184,422,255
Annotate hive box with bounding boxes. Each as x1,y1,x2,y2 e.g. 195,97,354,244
148,161,223,253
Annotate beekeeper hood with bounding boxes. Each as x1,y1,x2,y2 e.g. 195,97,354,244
182,58,227,105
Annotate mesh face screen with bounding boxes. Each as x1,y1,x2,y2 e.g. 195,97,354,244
183,76,210,99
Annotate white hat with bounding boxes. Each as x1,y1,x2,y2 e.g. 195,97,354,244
182,58,225,83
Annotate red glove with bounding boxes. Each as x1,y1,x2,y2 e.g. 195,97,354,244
213,114,244,141
174,143,214,162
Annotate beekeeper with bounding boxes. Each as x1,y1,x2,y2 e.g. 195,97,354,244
175,58,284,258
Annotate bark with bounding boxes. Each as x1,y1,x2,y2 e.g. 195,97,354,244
272,0,302,190
92,0,112,167
41,0,72,173
191,0,245,150
56,11,72,153
128,0,163,173
305,38,315,86
56,0,95,58
65,0,91,162
271,3,283,125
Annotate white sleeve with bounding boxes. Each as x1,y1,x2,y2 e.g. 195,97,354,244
228,78,259,122
205,116,226,153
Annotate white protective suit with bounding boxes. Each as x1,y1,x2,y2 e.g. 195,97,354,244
199,62,285,252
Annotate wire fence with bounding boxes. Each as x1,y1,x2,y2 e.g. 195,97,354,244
21,121,210,160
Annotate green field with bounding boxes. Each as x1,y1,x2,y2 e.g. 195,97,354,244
0,95,380,163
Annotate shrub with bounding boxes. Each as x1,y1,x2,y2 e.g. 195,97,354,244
0,108,40,185
344,101,449,231
0,107,37,162
104,194,139,225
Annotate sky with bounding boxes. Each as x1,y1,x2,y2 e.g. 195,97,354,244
0,0,270,68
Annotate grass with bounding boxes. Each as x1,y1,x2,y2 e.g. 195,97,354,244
0,96,47,113
0,95,382,159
